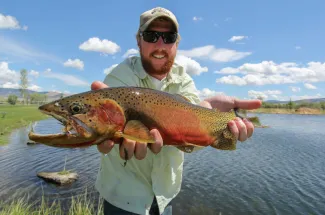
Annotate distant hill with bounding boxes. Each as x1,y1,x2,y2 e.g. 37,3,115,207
265,98,325,104
0,88,72,102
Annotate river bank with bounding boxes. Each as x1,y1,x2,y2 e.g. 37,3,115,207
0,191,103,215
0,105,48,145
248,107,325,115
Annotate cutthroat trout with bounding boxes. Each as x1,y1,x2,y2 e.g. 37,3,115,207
28,87,249,152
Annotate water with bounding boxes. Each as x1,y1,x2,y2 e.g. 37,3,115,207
0,113,324,214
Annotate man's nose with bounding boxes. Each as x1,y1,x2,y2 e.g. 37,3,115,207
155,36,165,46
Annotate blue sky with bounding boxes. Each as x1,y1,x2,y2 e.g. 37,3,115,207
1,0,324,101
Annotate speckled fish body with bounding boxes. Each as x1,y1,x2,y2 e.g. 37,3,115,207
28,87,239,152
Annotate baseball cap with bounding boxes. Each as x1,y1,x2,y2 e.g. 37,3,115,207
139,7,179,32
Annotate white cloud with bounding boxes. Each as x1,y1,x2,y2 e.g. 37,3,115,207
175,55,208,76
295,46,301,50
0,62,42,90
178,45,251,63
193,16,203,21
63,58,84,70
228,36,248,42
79,37,120,55
43,68,89,86
1,82,19,89
0,13,27,30
0,62,19,84
0,81,41,92
28,84,42,91
103,64,118,75
264,93,322,102
304,83,317,89
290,86,301,92
30,70,39,78
216,61,325,86
122,49,139,58
215,67,240,74
248,90,282,100
197,88,224,100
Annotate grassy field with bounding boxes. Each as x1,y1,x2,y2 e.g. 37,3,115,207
0,105,48,145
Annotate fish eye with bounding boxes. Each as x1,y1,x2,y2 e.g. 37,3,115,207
70,104,82,114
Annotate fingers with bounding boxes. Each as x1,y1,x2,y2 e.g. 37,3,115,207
99,129,163,160
228,120,239,140
148,129,163,154
119,128,163,160
135,142,147,160
234,118,248,142
91,81,109,90
119,139,136,160
243,118,254,138
228,117,255,142
97,140,115,154
234,99,262,110
119,140,148,161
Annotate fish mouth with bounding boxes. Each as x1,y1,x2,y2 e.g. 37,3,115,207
28,109,96,147
41,109,68,126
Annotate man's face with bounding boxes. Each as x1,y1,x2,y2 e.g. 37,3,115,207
138,19,178,77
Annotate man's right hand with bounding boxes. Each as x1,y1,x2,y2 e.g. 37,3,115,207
90,81,164,160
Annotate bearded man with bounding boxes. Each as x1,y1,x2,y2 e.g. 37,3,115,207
91,7,261,215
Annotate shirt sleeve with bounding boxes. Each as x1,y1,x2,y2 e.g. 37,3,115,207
103,61,140,87
178,74,201,105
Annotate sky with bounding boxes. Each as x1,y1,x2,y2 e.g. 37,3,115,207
1,0,325,101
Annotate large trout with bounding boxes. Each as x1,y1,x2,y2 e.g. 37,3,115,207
28,86,250,153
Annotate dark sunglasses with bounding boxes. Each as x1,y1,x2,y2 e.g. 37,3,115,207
140,31,178,44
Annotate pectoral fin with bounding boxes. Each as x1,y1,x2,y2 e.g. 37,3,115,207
114,120,155,143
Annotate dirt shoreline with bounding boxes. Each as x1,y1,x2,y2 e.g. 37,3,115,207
248,107,325,115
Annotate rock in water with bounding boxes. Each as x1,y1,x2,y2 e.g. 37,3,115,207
37,171,78,185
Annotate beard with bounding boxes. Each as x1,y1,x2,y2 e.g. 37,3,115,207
140,48,175,76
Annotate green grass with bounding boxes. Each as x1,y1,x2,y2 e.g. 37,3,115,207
0,105,48,145
0,192,104,215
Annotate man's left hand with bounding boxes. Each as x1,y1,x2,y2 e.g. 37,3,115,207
200,95,262,142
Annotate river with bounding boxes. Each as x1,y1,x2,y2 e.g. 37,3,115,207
0,113,324,215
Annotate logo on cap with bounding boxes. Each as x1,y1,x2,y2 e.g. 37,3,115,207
151,7,171,16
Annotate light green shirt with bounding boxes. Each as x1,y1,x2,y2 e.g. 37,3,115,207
95,56,200,215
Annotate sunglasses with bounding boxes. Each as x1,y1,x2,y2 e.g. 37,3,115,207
140,31,178,44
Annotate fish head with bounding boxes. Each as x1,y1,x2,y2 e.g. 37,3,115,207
29,91,126,148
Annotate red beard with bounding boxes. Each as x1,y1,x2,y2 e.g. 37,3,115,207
140,49,175,76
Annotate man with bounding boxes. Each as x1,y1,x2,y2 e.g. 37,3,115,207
91,7,261,215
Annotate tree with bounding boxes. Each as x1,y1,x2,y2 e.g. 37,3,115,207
320,102,325,111
20,69,29,105
287,98,294,110
7,94,18,105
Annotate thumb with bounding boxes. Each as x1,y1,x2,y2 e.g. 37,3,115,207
91,81,109,90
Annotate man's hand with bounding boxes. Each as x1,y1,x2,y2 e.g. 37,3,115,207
90,81,163,160
200,95,262,142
